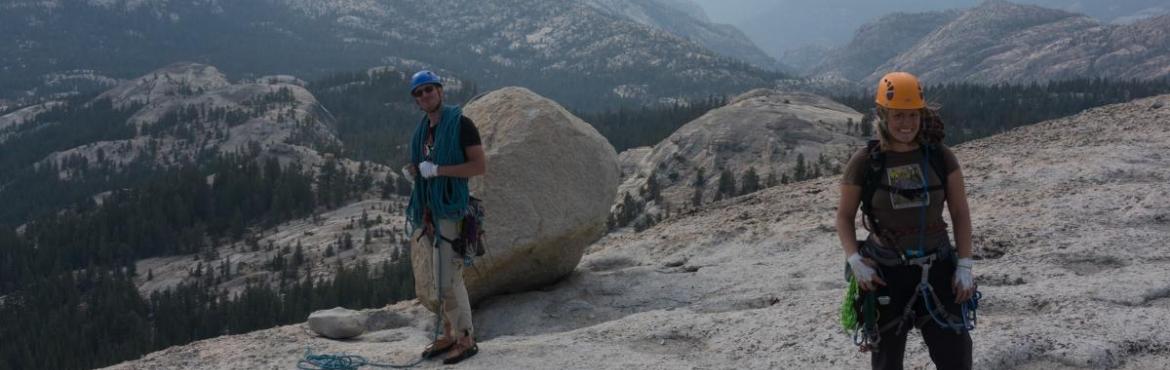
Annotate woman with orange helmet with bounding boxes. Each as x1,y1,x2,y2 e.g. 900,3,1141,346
836,72,978,369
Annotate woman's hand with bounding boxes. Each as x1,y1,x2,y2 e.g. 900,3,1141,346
848,253,886,291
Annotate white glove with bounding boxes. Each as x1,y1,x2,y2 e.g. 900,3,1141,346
953,257,975,291
419,161,439,179
848,253,883,290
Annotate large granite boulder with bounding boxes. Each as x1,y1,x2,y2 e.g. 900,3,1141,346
411,87,620,311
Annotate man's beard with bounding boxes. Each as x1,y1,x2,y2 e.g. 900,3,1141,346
423,98,443,113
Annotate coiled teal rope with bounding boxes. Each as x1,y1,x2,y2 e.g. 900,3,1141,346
406,105,469,230
297,347,424,370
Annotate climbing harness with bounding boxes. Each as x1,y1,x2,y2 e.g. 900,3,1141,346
848,143,982,352
848,251,982,353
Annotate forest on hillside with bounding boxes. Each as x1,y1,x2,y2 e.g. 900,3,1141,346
0,151,411,370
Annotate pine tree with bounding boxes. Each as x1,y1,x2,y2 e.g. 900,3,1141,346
740,167,761,195
717,169,736,197
794,153,807,181
644,172,661,201
293,243,305,269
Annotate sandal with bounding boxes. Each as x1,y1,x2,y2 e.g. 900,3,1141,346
421,338,456,359
442,343,479,365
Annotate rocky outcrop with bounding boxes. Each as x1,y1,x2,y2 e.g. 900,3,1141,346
616,89,864,219
32,63,359,180
104,94,1170,370
97,63,232,109
0,101,64,141
409,87,620,311
617,146,653,179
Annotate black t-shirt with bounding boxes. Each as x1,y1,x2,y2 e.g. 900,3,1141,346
424,116,482,160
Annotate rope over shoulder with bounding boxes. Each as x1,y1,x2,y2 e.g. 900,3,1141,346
406,105,470,231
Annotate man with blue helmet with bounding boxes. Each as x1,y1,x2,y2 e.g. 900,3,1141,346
403,70,485,365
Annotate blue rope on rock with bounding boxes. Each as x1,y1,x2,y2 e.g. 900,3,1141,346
297,347,424,370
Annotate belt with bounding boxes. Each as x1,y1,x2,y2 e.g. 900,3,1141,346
860,239,955,267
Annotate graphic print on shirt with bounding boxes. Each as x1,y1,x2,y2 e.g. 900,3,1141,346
886,164,929,210
424,126,435,161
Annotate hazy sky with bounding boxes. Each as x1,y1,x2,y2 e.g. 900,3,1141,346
692,0,1168,24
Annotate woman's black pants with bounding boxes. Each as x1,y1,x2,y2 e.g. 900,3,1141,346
868,256,972,370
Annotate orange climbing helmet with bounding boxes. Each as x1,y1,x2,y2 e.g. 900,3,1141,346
875,72,925,109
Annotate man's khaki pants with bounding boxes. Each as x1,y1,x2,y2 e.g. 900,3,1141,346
422,218,474,339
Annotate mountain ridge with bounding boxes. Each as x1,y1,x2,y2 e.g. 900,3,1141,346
809,1,1170,86
0,0,783,109
583,0,784,71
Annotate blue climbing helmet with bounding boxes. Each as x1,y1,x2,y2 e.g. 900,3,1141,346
410,70,442,94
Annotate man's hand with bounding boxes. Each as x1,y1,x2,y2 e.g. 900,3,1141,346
401,164,417,181
419,161,439,179
953,257,975,303
848,253,885,291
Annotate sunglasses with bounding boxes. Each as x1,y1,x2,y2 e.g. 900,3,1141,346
412,85,437,98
